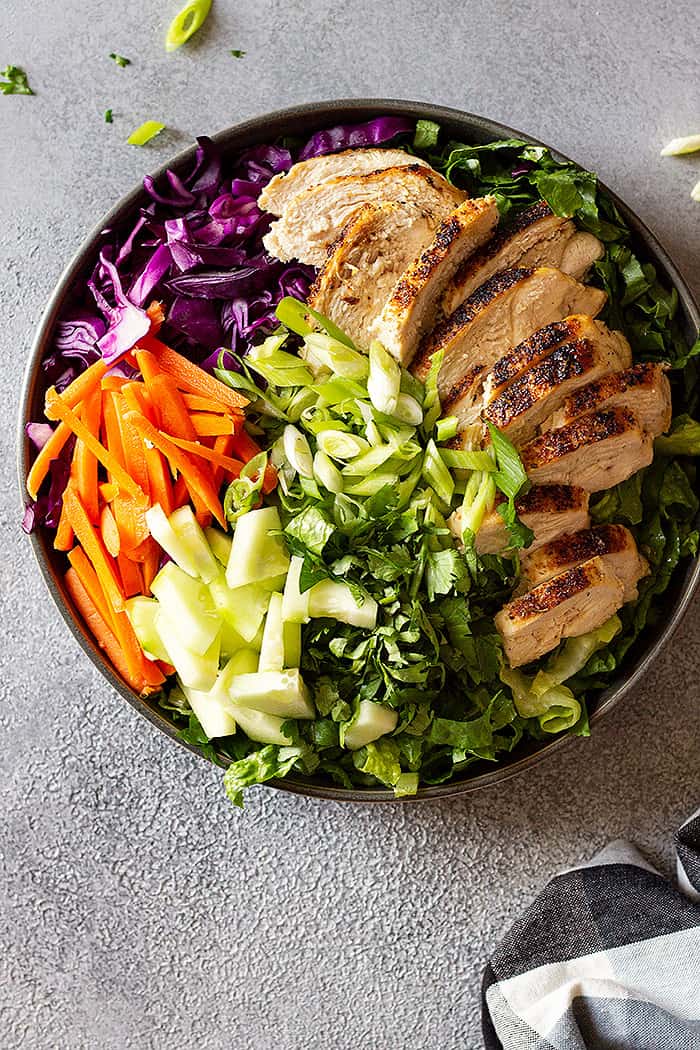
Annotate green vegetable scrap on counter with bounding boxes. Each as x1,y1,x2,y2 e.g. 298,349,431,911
1,65,34,95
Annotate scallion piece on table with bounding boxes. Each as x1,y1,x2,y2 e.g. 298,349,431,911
109,53,131,67
660,134,700,156
165,0,213,52
127,121,166,146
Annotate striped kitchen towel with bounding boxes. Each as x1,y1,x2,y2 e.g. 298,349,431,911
482,811,700,1049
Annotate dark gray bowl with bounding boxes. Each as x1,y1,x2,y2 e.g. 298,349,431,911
18,99,700,802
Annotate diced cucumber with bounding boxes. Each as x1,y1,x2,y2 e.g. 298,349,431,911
182,674,237,739
281,556,310,623
283,619,301,668
156,611,220,691
219,619,249,660
222,649,260,678
228,704,293,745
209,571,270,644
226,506,290,589
341,700,398,750
204,526,233,567
145,504,208,581
125,596,170,662
150,562,221,655
258,593,284,673
308,579,378,628
228,669,315,719
168,505,219,583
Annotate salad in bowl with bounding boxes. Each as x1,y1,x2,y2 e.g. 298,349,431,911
22,108,700,805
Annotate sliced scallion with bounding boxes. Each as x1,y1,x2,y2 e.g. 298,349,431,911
283,425,314,478
435,416,458,443
313,451,344,494
127,121,165,146
367,340,400,416
165,0,213,52
421,439,454,506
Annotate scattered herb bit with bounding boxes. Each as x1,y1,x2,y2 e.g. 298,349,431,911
109,53,131,67
486,423,534,550
692,178,700,204
660,134,700,157
127,120,166,146
0,65,34,95
104,108,113,124
165,0,212,52
230,49,246,58
413,119,440,150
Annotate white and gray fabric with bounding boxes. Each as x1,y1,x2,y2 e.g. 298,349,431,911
482,812,700,1049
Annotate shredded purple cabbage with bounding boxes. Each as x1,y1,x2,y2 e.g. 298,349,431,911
25,117,414,530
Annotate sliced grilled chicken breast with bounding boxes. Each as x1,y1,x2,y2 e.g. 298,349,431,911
495,556,625,667
259,149,430,216
448,485,591,555
306,202,438,347
520,407,654,491
520,524,648,601
410,267,607,429
483,316,631,407
442,201,604,315
543,362,672,436
371,197,500,364
482,331,632,446
263,165,465,266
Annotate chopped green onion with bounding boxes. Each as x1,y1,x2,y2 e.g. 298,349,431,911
413,119,440,150
0,65,34,95
283,425,314,478
109,53,131,67
486,423,529,501
396,461,423,507
435,416,458,443
304,332,368,380
313,451,343,494
439,449,496,472
660,134,700,156
393,392,423,426
460,472,496,540
692,178,700,203
165,0,212,51
275,296,356,348
344,472,396,496
104,108,114,124
367,340,400,416
316,430,370,461
230,49,246,58
127,121,166,146
421,439,454,506
421,348,445,434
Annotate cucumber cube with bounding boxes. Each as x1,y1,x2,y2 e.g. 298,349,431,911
258,593,285,673
125,596,171,662
209,572,270,645
157,611,220,692
150,562,221,655
228,705,294,745
228,669,314,719
281,556,310,623
226,506,290,589
168,506,219,583
145,503,215,582
204,526,233,566
308,579,378,628
182,674,237,739
341,700,398,750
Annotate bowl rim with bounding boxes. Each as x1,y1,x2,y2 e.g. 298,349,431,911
18,97,700,803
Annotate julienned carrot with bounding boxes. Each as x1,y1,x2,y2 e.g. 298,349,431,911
144,444,175,517
122,382,152,418
65,568,146,692
101,391,125,472
138,334,248,411
26,420,72,500
100,504,121,557
68,546,115,629
230,428,264,463
172,474,189,510
72,386,102,523
100,375,128,392
58,358,109,409
190,413,236,437
113,392,150,493
54,499,75,551
165,434,245,475
262,464,278,495
125,410,226,527
136,348,199,441
182,393,232,414
45,387,147,506
141,539,161,594
117,551,144,598
62,485,125,612
146,300,165,331
211,434,235,488
99,482,119,503
101,391,150,552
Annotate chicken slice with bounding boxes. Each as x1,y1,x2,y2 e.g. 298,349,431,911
306,202,438,348
371,197,500,364
448,485,591,555
410,267,607,430
543,362,672,437
263,165,465,266
520,524,649,601
442,200,604,315
482,329,632,446
259,149,430,216
495,556,625,667
520,407,654,492
483,316,631,404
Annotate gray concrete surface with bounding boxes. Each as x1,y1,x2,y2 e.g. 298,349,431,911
1,1,699,1047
